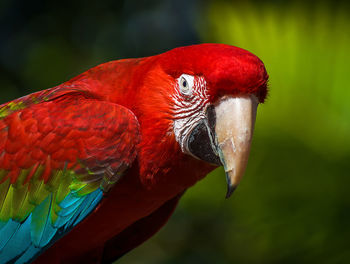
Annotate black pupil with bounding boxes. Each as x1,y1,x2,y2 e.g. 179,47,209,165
182,79,187,87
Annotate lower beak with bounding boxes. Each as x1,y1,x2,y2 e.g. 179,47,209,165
214,95,258,198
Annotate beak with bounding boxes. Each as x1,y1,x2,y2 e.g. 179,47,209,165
214,95,258,198
185,95,258,198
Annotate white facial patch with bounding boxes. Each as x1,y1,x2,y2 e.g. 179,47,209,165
172,75,210,153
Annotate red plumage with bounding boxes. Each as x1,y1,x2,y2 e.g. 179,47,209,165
159,44,268,102
0,44,268,263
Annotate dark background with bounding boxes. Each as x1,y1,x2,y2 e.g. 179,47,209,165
0,0,201,100
1,0,349,263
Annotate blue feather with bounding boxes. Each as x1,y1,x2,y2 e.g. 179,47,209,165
0,188,104,263
53,208,80,229
0,220,20,251
65,189,103,229
14,245,40,264
73,189,103,226
59,193,81,208
57,196,85,217
0,216,31,263
52,194,87,229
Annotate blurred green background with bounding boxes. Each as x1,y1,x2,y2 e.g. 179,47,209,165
1,0,349,263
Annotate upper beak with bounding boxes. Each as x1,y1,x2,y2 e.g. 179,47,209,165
214,95,258,198
185,95,258,198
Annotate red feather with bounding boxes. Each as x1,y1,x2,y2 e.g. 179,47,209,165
0,44,268,263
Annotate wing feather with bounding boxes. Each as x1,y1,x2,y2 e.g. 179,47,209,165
0,89,140,263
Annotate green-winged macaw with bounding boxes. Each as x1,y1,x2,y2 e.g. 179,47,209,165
0,44,268,263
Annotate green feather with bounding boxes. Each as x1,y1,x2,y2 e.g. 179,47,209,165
30,194,53,246
0,183,13,222
0,177,10,210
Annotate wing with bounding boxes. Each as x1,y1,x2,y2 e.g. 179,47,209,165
0,89,140,264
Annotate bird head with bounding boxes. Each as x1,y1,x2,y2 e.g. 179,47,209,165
158,44,268,197
104,44,268,196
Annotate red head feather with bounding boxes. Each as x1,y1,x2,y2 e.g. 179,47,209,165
158,43,269,102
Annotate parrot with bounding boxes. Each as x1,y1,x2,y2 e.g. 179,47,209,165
0,43,268,264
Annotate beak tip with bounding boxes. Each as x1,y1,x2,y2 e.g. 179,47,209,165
225,184,237,199
224,170,239,199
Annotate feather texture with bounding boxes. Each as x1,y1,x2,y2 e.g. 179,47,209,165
0,90,140,263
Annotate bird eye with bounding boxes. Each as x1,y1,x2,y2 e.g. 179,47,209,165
178,74,194,96
181,78,188,88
